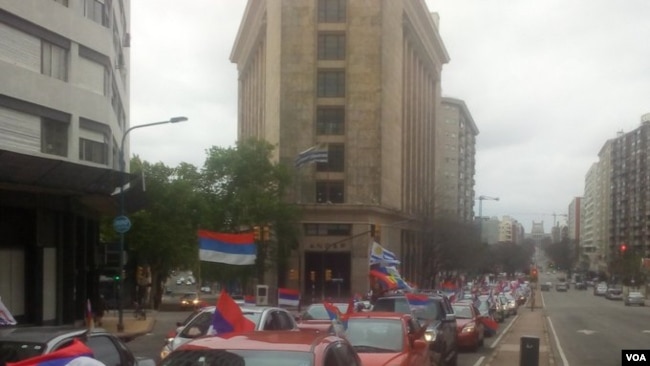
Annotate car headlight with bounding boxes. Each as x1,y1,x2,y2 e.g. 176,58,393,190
193,299,199,304
160,343,172,360
462,322,476,333
424,330,437,342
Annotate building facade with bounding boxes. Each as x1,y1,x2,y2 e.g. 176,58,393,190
437,97,478,222
231,0,449,298
0,0,130,324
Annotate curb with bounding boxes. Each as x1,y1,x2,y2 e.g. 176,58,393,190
484,315,516,366
115,318,156,343
541,309,556,366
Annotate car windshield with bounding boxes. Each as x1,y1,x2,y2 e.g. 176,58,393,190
301,304,349,320
346,318,404,353
0,341,46,365
629,292,643,297
452,304,474,319
181,293,198,300
160,349,312,366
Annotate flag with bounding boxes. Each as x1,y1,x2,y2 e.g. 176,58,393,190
323,302,341,322
369,269,398,291
405,293,432,309
7,338,94,366
480,316,499,335
85,299,93,330
212,290,256,335
278,288,300,307
244,295,256,306
294,144,328,168
383,266,412,291
341,297,355,330
369,242,400,266
198,230,256,265
0,296,17,326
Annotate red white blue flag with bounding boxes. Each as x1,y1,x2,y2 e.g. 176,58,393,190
278,288,300,307
0,296,16,326
198,230,256,265
7,339,96,366
212,290,256,335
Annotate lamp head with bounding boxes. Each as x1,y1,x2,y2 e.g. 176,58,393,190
170,116,188,123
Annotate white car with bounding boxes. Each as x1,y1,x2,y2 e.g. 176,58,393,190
160,306,299,359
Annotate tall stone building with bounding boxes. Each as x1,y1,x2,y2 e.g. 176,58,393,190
437,97,478,222
0,0,130,324
231,0,449,297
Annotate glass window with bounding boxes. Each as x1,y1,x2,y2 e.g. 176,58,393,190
84,0,109,27
317,107,345,135
318,0,346,23
316,181,344,203
303,223,352,236
41,118,68,156
86,336,122,366
345,319,403,352
317,144,344,172
318,33,345,60
318,70,345,97
79,138,108,164
160,350,312,366
180,312,213,338
42,41,67,81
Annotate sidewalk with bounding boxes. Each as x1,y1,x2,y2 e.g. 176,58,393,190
99,309,156,341
485,286,555,366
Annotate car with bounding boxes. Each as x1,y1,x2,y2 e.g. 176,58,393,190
372,293,458,366
501,293,518,315
594,284,608,296
451,301,485,351
494,295,508,322
296,303,351,332
160,305,299,359
200,286,211,293
555,283,568,292
345,312,430,366
574,281,587,290
624,291,646,306
0,326,155,366
540,282,551,291
605,286,623,300
179,292,201,310
162,330,362,366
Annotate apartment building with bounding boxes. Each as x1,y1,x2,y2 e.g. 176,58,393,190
231,0,449,297
0,0,130,324
437,97,478,222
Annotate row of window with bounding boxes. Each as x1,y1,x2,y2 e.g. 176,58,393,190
42,118,109,164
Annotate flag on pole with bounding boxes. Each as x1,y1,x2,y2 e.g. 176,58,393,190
198,230,256,265
212,290,256,335
0,296,17,326
278,288,300,307
85,299,94,330
294,144,328,168
6,339,95,366
369,242,400,266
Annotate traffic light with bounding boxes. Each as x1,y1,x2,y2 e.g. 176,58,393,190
289,269,297,280
253,226,261,241
325,269,332,281
113,274,120,281
620,244,627,253
310,270,316,282
370,224,381,240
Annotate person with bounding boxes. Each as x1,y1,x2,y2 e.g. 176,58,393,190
94,295,105,327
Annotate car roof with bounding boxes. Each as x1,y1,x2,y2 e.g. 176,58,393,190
347,311,410,321
178,330,338,352
0,326,104,344
198,305,285,314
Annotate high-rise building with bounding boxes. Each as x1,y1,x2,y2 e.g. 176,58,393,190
231,0,449,296
437,97,478,222
0,0,130,324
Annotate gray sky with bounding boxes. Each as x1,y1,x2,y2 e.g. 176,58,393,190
130,1,650,232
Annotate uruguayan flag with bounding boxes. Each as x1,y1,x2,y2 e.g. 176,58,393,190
369,242,400,266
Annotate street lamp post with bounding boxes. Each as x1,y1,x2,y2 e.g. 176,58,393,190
115,116,188,332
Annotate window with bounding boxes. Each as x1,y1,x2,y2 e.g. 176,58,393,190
85,336,122,366
41,118,68,156
317,107,345,135
318,70,345,97
304,223,352,236
316,181,344,203
317,143,344,172
84,0,109,27
42,41,67,81
79,138,107,164
318,33,345,60
318,0,346,23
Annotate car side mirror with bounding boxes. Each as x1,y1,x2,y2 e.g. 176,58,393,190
444,314,456,322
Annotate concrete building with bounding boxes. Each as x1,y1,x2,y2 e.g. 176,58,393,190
0,0,130,324
231,0,449,297
437,97,478,222
567,196,582,267
580,164,600,271
480,217,500,245
595,140,612,272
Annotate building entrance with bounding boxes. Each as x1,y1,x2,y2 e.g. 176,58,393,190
304,251,350,303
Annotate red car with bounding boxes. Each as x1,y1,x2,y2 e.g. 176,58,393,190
296,302,350,332
451,300,485,351
344,312,430,366
161,330,361,366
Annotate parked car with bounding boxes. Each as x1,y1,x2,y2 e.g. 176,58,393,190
624,291,646,306
162,330,361,366
574,281,587,290
0,326,155,366
160,306,299,360
593,284,608,296
451,301,485,351
540,282,551,291
345,312,430,366
555,283,568,292
372,293,458,366
605,286,623,300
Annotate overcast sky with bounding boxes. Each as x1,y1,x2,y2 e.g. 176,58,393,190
130,1,650,233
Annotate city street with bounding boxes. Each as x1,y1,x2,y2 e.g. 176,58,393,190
540,272,650,366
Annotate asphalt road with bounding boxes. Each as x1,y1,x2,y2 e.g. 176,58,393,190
541,272,650,366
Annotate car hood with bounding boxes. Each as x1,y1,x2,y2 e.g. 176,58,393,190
358,352,406,366
455,318,472,329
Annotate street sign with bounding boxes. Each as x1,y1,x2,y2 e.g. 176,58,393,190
113,215,131,233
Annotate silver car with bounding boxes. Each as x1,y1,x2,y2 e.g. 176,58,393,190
624,291,645,306
160,306,299,359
